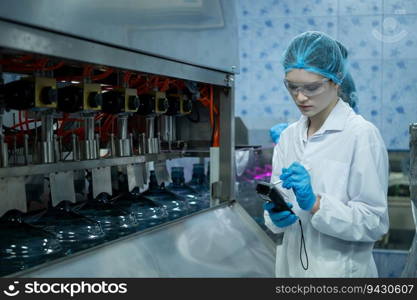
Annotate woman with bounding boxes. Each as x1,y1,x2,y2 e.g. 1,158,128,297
264,31,389,277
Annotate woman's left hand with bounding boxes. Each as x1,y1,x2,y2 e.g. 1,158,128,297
280,162,316,211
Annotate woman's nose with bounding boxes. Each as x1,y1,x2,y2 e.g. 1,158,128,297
295,90,309,102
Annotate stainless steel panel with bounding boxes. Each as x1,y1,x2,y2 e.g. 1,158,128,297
410,124,417,208
92,167,112,197
0,0,239,73
142,163,150,191
401,203,417,277
126,164,144,192
0,153,182,178
154,161,170,185
0,135,8,167
402,123,417,277
209,147,220,207
219,83,235,202
21,202,275,277
388,196,415,231
0,20,229,86
49,171,76,206
0,177,27,217
235,117,249,145
116,139,131,157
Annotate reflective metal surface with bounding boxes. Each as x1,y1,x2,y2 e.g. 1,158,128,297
219,85,235,202
81,117,99,160
210,147,221,207
410,124,417,209
0,152,182,178
0,135,8,167
49,171,76,206
40,114,55,164
92,167,112,198
0,0,238,73
126,164,145,192
402,124,417,277
0,177,27,217
19,202,275,277
154,161,170,185
401,204,417,277
116,117,131,157
0,20,228,86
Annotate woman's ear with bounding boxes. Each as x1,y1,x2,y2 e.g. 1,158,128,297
331,81,339,90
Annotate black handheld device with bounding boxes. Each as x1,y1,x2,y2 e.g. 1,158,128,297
256,181,294,214
256,181,308,270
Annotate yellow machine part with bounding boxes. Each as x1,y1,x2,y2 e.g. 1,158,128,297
124,88,139,113
83,83,102,111
155,91,168,114
34,77,57,108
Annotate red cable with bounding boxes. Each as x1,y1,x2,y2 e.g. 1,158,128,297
58,113,68,136
213,117,220,147
160,79,171,92
42,61,65,71
10,119,38,130
83,65,93,78
123,71,132,85
209,86,214,129
210,85,219,147
92,68,113,81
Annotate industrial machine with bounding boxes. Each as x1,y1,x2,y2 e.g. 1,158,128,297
402,124,417,277
0,0,275,277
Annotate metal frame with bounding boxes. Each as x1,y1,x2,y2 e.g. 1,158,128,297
0,17,249,277
401,123,417,277
232,201,277,251
0,19,229,86
218,78,235,202
0,153,182,178
9,201,231,278
11,201,275,278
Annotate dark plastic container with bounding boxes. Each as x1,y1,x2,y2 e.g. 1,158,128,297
0,210,62,276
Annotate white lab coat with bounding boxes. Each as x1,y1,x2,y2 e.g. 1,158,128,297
264,99,389,277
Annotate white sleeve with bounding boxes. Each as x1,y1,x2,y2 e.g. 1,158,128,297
311,142,389,242
264,144,292,234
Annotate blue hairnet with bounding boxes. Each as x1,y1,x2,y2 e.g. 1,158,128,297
282,31,347,85
338,71,358,110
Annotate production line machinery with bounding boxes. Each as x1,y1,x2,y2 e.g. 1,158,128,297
0,58,204,208
0,63,275,276
0,54,226,275
0,0,277,278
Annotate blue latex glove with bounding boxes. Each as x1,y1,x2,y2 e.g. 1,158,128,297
263,202,298,227
280,162,316,211
269,123,289,144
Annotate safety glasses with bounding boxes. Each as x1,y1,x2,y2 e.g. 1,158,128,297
283,78,330,97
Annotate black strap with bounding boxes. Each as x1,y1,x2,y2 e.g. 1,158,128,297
298,219,309,270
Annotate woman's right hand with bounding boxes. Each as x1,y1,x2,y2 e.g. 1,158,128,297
263,202,298,228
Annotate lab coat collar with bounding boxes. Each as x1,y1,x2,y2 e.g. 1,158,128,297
300,99,352,141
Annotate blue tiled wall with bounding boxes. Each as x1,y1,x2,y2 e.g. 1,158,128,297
235,0,417,150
